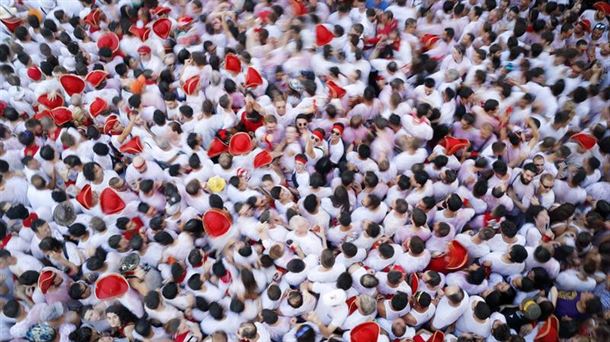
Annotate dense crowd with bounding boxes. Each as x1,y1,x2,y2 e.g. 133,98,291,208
0,0,609,341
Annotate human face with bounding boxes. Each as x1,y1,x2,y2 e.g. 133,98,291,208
85,309,100,321
106,312,121,328
265,121,277,132
275,100,286,116
285,127,298,143
536,210,550,227
521,170,535,184
452,48,462,62
539,179,553,193
533,159,545,173
296,119,308,132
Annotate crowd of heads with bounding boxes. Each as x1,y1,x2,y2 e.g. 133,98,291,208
0,0,609,341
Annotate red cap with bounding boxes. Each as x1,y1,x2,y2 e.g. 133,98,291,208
95,273,129,300
253,150,273,168
535,315,559,342
137,45,152,54
332,123,344,135
103,114,119,134
182,75,200,95
84,8,102,27
129,25,151,41
152,18,172,39
295,154,307,164
440,136,470,155
312,130,325,141
315,24,335,46
244,67,263,88
594,1,610,16
571,132,597,150
89,97,107,117
119,136,143,154
350,322,381,342
224,54,242,73
177,16,193,27
421,34,440,50
151,6,171,16
38,270,55,294
207,137,228,157
327,80,346,98
37,94,64,110
23,212,38,228
85,70,108,88
579,19,592,32
97,32,120,53
229,132,253,156
76,184,93,209
100,188,125,215
27,66,42,81
59,74,86,96
50,107,73,126
0,17,22,32
202,208,232,238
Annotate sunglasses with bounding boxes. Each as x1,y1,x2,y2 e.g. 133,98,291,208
297,122,308,127
541,183,553,189
331,131,341,135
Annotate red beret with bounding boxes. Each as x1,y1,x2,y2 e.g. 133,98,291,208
152,18,172,39
100,188,126,215
76,184,94,210
312,130,325,141
594,1,610,16
571,132,597,150
129,25,151,42
27,66,42,81
253,150,273,168
97,32,120,53
119,136,143,154
207,137,228,158
182,75,201,96
137,45,152,54
440,136,470,155
50,107,73,126
202,209,232,238
0,17,22,32
228,132,253,156
327,80,346,98
350,322,381,342
244,67,263,88
315,24,335,46
37,94,64,110
224,54,242,73
38,269,55,294
89,97,107,117
85,70,108,88
59,74,85,96
95,273,129,300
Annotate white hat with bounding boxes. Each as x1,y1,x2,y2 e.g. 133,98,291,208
322,289,347,307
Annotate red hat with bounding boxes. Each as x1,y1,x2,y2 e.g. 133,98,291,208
440,136,470,155
312,130,325,141
292,0,308,16
295,154,307,164
244,67,263,88
151,6,171,16
571,132,597,150
34,109,51,121
579,19,592,32
27,66,42,81
95,273,129,300
177,16,193,27
0,17,22,32
207,137,228,157
327,80,346,98
229,132,253,155
224,54,242,73
409,273,419,293
59,74,86,96
89,97,107,117
38,269,56,294
350,322,381,342
152,18,172,39
119,136,143,154
427,240,469,273
182,75,200,95
97,32,120,53
84,8,102,27
594,1,610,16
23,212,38,228
421,34,440,50
37,94,64,110
50,107,73,126
315,24,335,46
202,208,232,238
85,70,108,88
254,150,273,168
332,123,344,135
129,25,151,41
104,114,119,134
100,188,125,215
137,45,152,54
76,184,93,209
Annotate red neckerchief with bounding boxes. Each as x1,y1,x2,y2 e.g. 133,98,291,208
175,331,189,342
24,144,40,157
482,212,495,227
346,296,358,315
0,235,12,249
220,271,232,284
